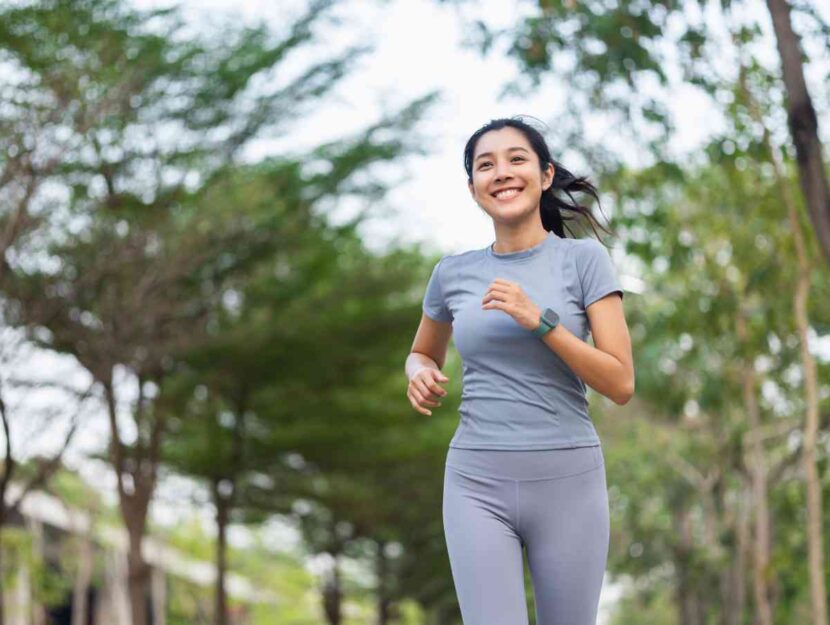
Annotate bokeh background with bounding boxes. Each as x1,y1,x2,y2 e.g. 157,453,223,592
1,0,830,624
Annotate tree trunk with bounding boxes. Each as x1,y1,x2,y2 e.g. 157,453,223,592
722,485,750,625
674,505,703,625
741,45,828,625
0,531,5,625
784,132,828,625
737,313,774,625
322,554,342,625
376,540,391,625
213,478,230,625
105,382,160,625
71,532,94,625
791,185,828,625
127,531,151,625
765,0,830,264
212,400,245,625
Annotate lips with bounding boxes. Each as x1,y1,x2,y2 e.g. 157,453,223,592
491,187,524,200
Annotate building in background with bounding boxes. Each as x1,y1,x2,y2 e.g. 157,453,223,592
1,482,277,625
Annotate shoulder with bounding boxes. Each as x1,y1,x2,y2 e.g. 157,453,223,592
569,236,609,254
569,237,614,268
437,246,486,272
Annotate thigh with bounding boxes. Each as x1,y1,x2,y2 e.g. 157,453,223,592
519,448,609,625
442,464,528,625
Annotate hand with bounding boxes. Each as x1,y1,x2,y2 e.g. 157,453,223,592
407,367,450,416
481,278,542,331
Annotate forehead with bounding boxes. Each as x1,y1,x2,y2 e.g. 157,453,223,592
473,127,532,158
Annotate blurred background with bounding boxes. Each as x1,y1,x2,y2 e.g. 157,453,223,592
1,0,829,623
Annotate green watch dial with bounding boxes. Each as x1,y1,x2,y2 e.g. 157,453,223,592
532,307,560,337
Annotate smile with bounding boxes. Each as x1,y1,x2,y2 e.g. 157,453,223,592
492,187,524,200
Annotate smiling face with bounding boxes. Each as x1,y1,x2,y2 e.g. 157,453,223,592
468,126,554,225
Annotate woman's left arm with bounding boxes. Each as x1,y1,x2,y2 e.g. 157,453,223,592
481,279,635,404
541,293,634,404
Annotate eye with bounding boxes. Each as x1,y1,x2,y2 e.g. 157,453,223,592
478,156,526,169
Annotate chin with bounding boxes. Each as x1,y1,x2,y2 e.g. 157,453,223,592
487,203,534,222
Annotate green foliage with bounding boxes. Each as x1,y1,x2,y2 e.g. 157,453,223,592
609,580,677,625
0,0,441,623
1,527,82,616
592,77,830,620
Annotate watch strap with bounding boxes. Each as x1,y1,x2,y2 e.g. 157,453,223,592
532,318,554,337
532,308,559,337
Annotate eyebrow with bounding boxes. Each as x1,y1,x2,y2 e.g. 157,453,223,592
474,147,530,162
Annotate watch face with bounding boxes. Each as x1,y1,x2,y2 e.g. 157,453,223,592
542,308,560,326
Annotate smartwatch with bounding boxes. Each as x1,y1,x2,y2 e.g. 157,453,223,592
532,307,560,338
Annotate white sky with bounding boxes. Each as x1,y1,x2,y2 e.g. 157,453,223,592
4,0,830,616
132,0,737,262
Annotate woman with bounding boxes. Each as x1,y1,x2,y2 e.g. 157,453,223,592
404,116,634,625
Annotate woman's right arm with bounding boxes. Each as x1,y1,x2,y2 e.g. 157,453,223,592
405,314,453,416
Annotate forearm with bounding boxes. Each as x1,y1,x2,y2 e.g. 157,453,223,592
405,351,440,381
541,324,633,404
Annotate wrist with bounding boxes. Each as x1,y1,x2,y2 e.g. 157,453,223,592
532,307,560,338
406,356,436,381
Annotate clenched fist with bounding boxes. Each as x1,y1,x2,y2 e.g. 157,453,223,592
481,278,542,331
407,366,449,416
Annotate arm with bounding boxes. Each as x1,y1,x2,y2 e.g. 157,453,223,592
540,293,634,404
482,274,634,405
405,313,453,415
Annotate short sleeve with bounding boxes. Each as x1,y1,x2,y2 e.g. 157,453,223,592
422,256,453,323
576,239,624,308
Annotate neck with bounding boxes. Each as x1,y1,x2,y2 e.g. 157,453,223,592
491,220,549,254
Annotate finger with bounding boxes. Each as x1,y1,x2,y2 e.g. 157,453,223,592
413,380,442,404
482,290,508,303
417,392,441,407
407,390,432,415
484,284,511,294
412,379,438,399
483,286,511,300
482,300,506,311
482,293,508,305
426,380,447,397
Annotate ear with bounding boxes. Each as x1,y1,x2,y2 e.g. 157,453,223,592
543,163,555,191
467,180,475,198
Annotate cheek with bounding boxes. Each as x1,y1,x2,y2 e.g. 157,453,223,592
471,178,490,198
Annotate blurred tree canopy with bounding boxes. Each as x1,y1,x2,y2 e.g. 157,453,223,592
0,0,441,623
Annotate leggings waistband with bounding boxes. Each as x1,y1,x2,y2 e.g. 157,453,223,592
445,444,603,481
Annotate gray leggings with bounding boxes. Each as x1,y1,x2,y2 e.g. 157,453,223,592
442,444,609,625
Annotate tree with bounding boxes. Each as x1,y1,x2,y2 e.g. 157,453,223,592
0,1,437,624
442,0,830,263
160,158,440,625
0,332,91,625
599,124,830,624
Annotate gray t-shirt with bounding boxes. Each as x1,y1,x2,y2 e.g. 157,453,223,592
422,230,624,450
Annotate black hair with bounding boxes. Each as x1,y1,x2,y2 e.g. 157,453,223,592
463,115,614,242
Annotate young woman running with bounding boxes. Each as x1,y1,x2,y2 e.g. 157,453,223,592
404,116,634,625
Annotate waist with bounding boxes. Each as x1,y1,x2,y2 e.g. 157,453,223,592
451,396,600,450
445,444,603,480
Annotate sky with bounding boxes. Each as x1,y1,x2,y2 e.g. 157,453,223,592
133,0,735,263
5,0,830,617
128,0,830,289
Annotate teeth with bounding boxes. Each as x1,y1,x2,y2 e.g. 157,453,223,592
494,188,521,199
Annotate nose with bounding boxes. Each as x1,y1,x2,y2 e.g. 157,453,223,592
493,159,513,181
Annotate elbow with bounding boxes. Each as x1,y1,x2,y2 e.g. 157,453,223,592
612,377,635,405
